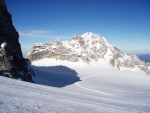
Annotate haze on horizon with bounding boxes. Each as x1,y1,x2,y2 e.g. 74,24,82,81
5,0,150,56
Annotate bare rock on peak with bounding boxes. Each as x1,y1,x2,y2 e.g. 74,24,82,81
27,32,150,74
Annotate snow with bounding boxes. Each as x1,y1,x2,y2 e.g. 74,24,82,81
27,32,150,74
1,42,6,48
1,58,150,113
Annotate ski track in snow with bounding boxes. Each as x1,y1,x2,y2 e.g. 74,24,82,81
75,71,117,96
0,76,147,113
75,82,111,96
1,58,150,113
75,74,112,96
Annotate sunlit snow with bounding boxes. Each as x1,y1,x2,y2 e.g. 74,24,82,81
0,58,150,113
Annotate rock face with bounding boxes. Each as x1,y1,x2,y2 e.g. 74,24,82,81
0,0,33,81
27,32,150,74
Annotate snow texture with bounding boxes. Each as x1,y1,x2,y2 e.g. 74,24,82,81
1,58,150,113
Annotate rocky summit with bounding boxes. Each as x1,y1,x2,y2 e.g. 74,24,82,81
27,32,150,74
0,0,33,81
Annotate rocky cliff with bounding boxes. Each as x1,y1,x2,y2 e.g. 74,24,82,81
0,0,33,81
27,32,150,74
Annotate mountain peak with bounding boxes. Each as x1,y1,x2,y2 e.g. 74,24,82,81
81,32,96,36
27,33,150,74
81,32,110,47
81,32,102,39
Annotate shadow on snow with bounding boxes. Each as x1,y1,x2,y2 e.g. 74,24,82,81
31,65,80,88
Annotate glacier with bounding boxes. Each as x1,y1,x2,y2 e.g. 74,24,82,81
0,58,150,113
1,32,150,113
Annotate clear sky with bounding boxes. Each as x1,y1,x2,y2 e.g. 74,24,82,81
5,0,150,56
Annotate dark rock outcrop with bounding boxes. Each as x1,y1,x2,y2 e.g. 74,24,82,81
0,0,34,81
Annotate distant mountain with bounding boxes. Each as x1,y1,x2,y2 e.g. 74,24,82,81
27,32,150,74
137,54,150,63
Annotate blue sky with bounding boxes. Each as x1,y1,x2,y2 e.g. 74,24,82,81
5,0,150,56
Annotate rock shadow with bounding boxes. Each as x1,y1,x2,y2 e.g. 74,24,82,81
31,65,80,87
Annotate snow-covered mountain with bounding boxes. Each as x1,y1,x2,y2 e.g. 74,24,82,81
1,32,150,113
27,32,150,74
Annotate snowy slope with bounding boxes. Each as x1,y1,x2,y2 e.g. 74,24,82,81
27,32,150,74
1,58,150,113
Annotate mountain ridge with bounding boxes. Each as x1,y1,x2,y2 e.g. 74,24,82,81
27,32,150,74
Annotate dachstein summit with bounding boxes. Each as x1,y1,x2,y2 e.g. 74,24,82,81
27,32,150,74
